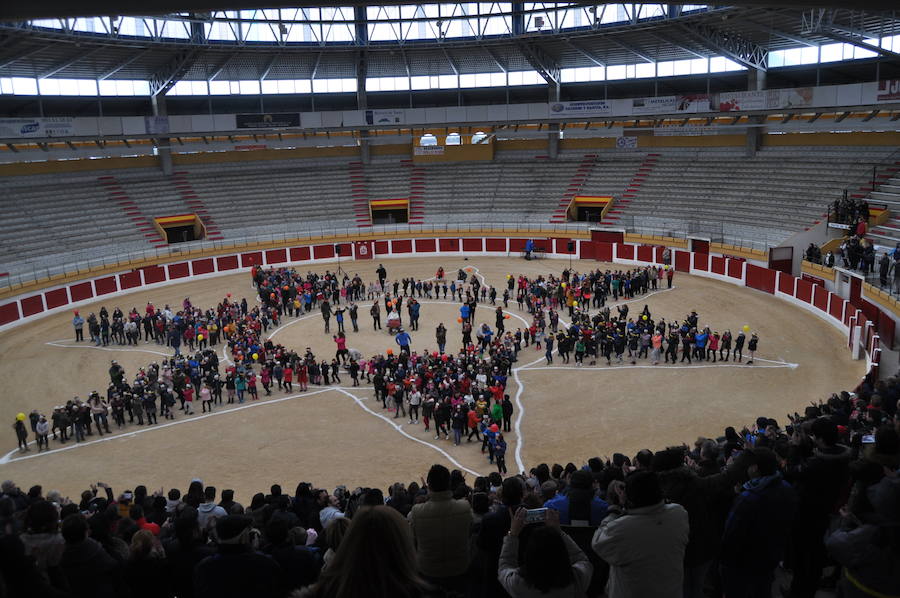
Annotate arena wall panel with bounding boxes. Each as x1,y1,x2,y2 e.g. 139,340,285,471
796,279,814,303
265,249,287,264
118,271,142,290
580,241,596,260
508,238,527,252
861,299,879,324
69,282,93,302
595,242,613,262
312,244,335,260
93,276,117,295
778,272,796,295
485,238,506,252
20,295,44,317
636,245,654,263
554,238,574,255
727,259,744,280
44,288,68,310
191,259,214,275
462,238,483,252
374,241,390,255
142,265,166,284
829,294,845,322
287,246,310,262
0,302,19,325
746,265,776,294
166,264,191,280
814,285,829,312
213,256,237,272
615,243,634,260
693,253,709,271
878,311,896,350
240,252,263,268
414,239,436,253
440,238,460,252
591,231,624,243
334,243,352,258
711,256,727,275
391,240,413,254
675,250,691,272
845,303,858,327
654,246,666,262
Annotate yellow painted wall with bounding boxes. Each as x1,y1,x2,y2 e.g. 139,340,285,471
763,131,900,146
801,260,838,282
641,135,746,148
559,138,616,150
172,145,360,165
371,143,411,156
495,139,548,152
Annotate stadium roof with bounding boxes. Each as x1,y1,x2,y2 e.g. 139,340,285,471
1,6,898,85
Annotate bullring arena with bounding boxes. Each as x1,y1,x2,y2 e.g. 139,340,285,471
0,250,867,497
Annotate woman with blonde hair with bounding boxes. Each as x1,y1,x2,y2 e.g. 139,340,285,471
296,506,440,598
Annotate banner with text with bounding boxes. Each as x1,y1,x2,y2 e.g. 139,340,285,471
876,79,900,103
0,117,74,138
414,146,445,155
549,100,614,118
235,113,300,129
365,109,405,125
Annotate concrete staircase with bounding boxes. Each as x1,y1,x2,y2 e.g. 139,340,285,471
97,175,167,248
349,161,371,228
170,171,224,241
407,160,425,225
600,153,660,226
550,153,597,223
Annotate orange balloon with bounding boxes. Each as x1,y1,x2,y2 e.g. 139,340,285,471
457,317,463,323
504,314,510,319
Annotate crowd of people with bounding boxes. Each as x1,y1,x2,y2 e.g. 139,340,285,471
2,373,898,598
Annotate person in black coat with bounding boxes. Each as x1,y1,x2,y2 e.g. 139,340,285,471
59,514,129,598
475,477,526,598
193,515,286,598
263,516,321,593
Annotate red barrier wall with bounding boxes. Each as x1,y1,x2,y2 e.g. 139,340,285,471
168,262,191,278
415,239,436,253
484,238,506,252
392,240,413,253
312,244,335,259
462,238,483,252
675,251,691,272
711,256,726,275
693,253,709,271
374,241,390,255
94,276,117,295
727,260,743,279
189,258,213,276
596,242,613,262
616,243,634,260
878,311,896,350
142,265,166,284
119,271,142,290
580,242,596,260
636,245,653,262
746,265,776,294
0,302,19,326
829,293,844,321
508,238,526,252
555,238,574,255
70,282,93,302
778,272,796,295
44,288,68,309
214,256,237,272
592,230,623,243
265,248,287,264
814,285,829,312
289,246,311,262
240,252,263,267
795,279,813,303
440,238,460,252
21,295,44,317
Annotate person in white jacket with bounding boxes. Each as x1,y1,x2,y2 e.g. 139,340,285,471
498,507,593,598
591,471,689,598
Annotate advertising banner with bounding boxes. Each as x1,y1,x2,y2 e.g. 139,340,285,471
548,100,613,118
144,116,170,135
615,136,638,149
717,90,767,112
413,146,444,156
235,112,300,129
675,94,710,113
0,117,74,138
876,79,900,103
766,87,814,110
365,109,404,125
631,96,677,115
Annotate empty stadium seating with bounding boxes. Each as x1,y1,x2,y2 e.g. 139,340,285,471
1,144,895,278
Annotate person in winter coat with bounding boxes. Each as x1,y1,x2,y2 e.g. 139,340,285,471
591,471,689,598
407,464,473,593
498,507,592,598
60,514,128,598
719,447,798,598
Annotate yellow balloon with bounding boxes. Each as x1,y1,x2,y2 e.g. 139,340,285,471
16,413,25,421
742,325,750,333
561,283,567,288
198,334,204,341
642,315,648,321
252,353,259,360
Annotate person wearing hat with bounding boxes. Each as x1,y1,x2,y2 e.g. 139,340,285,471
193,514,285,598
13,413,29,452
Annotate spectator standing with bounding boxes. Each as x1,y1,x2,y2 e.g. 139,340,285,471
591,471,689,598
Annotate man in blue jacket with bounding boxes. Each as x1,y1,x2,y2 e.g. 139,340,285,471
719,447,797,598
395,328,411,355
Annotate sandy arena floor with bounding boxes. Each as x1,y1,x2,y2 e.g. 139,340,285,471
0,256,864,503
